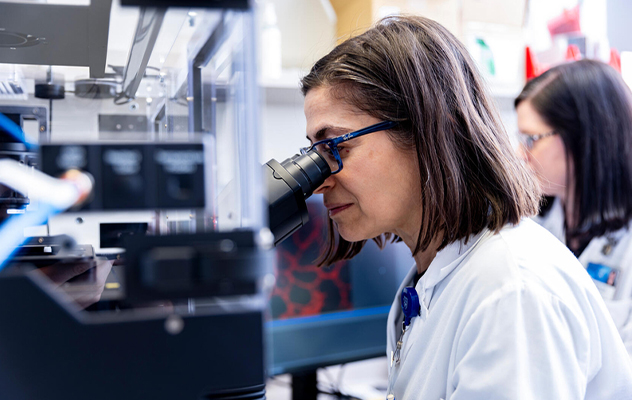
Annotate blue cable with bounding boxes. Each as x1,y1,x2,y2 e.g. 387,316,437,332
0,112,38,150
0,203,60,272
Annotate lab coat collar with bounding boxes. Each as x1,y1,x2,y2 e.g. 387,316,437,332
414,228,492,319
386,227,494,363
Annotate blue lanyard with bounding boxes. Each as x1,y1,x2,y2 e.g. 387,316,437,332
387,286,421,399
401,286,420,327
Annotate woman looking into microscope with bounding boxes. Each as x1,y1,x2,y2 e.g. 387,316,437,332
299,15,632,399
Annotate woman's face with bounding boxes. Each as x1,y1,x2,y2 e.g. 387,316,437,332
516,100,568,199
304,87,422,246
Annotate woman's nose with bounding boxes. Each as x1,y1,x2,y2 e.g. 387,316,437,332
313,175,335,195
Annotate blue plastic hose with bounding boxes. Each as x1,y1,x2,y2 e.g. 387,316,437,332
0,112,38,150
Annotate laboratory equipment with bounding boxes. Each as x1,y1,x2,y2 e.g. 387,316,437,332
0,2,273,399
265,149,330,245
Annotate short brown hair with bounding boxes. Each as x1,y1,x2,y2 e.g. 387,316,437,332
301,15,541,266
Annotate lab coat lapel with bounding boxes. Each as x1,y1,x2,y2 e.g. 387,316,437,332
397,229,493,364
387,228,492,364
416,229,492,316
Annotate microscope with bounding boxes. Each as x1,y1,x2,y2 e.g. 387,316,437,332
0,1,330,399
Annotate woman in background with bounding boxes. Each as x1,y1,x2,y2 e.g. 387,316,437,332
301,15,632,399
516,59,632,355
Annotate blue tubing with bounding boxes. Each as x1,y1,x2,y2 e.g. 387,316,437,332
0,112,38,150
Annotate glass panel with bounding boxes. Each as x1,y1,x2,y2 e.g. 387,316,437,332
199,11,262,232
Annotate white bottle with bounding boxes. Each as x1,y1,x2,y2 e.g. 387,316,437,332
260,2,282,80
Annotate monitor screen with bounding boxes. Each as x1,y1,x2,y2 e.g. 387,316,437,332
267,196,414,375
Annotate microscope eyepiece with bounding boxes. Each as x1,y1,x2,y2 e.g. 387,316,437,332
265,149,330,245
279,150,330,198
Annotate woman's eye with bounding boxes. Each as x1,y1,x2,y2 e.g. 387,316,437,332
337,146,350,157
316,144,335,157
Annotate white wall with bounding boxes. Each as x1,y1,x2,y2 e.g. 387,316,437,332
260,87,307,163
265,0,337,71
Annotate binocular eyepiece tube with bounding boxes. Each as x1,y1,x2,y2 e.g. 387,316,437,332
265,149,331,246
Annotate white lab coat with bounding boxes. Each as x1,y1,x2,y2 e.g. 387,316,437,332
386,219,632,400
535,197,632,355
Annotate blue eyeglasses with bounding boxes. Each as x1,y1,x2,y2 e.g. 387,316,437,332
300,120,398,174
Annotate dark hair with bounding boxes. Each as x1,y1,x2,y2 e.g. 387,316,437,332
301,15,541,266
515,60,632,241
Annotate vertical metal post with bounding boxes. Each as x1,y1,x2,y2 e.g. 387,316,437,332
235,9,263,230
188,64,203,136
